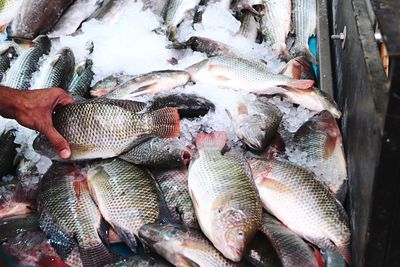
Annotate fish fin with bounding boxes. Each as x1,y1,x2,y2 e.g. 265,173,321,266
255,170,293,193
112,224,138,252
148,107,180,138
190,189,200,209
176,254,200,267
106,99,147,113
49,54,62,67
79,241,115,267
337,242,351,265
73,178,89,199
97,218,110,246
324,132,338,157
287,79,314,90
195,131,227,151
215,75,231,81
128,82,159,97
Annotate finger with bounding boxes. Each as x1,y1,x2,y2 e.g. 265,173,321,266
42,126,71,159
52,88,74,106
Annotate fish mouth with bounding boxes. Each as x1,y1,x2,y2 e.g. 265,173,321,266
225,245,243,262
182,149,192,166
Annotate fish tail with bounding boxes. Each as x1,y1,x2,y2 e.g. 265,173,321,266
338,242,351,265
149,107,180,138
195,131,228,151
79,242,115,267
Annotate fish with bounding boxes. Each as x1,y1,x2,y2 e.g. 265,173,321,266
33,98,180,161
188,131,262,262
291,0,317,63
67,59,95,98
163,0,201,40
0,0,23,31
49,0,112,37
150,168,198,228
34,47,75,89
0,129,19,177
259,212,322,267
280,56,317,81
104,70,190,100
38,163,114,267
238,10,260,42
293,110,348,202
119,138,191,168
105,255,172,267
260,0,291,59
226,96,283,151
90,73,135,97
4,35,51,89
248,159,351,264
87,159,161,252
148,93,215,118
7,0,75,40
186,56,341,117
138,223,238,266
245,231,282,267
0,44,17,81
167,36,237,57
246,133,285,160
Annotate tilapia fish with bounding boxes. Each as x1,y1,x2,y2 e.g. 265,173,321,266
186,55,341,117
119,138,191,168
151,168,197,228
38,163,114,267
139,223,238,266
148,93,215,118
34,47,75,89
0,129,19,177
105,255,172,267
293,110,348,202
238,10,260,42
0,44,17,81
4,35,51,89
291,0,317,63
7,0,75,40
104,70,190,100
261,0,291,59
87,159,160,252
188,131,262,262
245,232,282,267
260,213,322,267
33,98,180,161
168,36,237,57
67,59,95,98
90,73,135,97
226,96,282,151
248,159,351,264
280,56,317,81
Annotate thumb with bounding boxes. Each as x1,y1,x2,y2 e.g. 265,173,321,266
42,127,71,160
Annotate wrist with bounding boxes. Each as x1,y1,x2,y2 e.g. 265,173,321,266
0,86,25,119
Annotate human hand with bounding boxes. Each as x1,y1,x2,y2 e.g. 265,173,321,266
13,88,74,159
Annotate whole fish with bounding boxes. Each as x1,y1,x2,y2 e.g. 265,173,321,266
33,98,180,161
293,110,348,202
34,47,75,89
148,93,215,118
7,0,75,40
119,138,191,168
291,0,317,63
0,0,23,31
238,10,260,42
67,59,95,97
245,232,282,267
104,70,190,100
87,159,160,252
168,36,237,57
105,255,172,267
4,35,51,89
188,131,262,262
90,73,135,97
0,129,19,177
139,223,238,266
226,96,282,151
280,56,317,81
248,159,351,264
260,213,322,267
150,168,197,228
163,0,201,40
186,56,341,118
261,0,291,59
38,163,114,267
0,44,17,81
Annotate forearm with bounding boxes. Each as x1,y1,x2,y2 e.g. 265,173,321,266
0,86,22,119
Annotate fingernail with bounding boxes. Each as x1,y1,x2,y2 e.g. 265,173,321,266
60,149,71,159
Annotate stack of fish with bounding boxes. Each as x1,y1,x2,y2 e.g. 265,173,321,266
0,0,351,266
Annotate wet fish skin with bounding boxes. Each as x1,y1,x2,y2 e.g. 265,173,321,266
168,36,236,57
67,59,95,98
238,10,260,42
38,163,114,267
248,159,351,264
139,223,238,266
245,231,282,267
188,131,262,262
35,47,75,89
151,168,198,228
87,159,160,252
293,110,348,202
119,138,191,168
0,44,17,81
0,183,35,220
33,98,180,161
104,70,190,100
280,56,317,81
0,129,19,177
90,73,135,97
105,255,172,267
260,212,321,267
4,35,51,89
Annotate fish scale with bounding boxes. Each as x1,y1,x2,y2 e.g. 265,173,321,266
67,59,94,97
0,45,17,81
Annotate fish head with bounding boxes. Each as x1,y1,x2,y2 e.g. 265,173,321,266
32,135,58,160
236,114,268,151
32,35,51,53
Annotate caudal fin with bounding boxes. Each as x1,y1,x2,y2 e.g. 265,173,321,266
150,107,180,138
195,131,228,151
79,242,115,267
